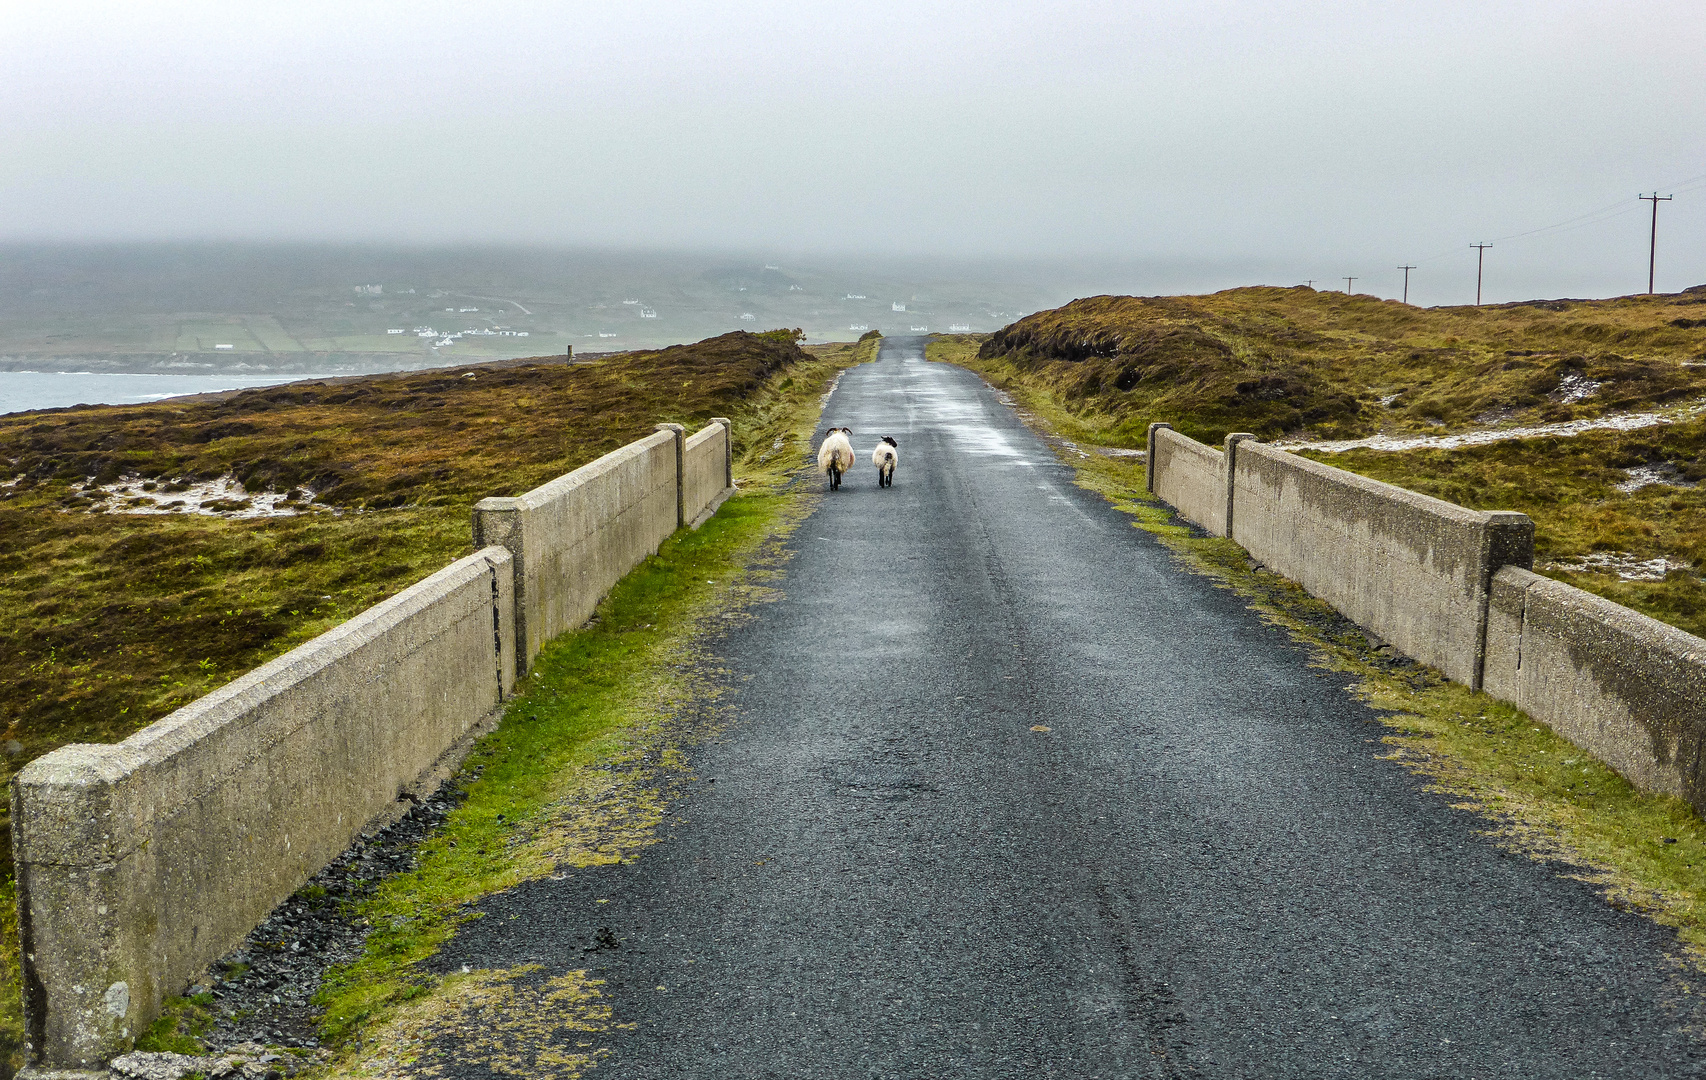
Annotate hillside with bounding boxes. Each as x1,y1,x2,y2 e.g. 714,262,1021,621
949,286,1706,644
974,286,1706,445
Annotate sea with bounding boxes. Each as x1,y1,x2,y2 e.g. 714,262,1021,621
0,371,322,416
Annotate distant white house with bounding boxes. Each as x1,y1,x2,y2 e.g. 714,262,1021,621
214,343,234,350
910,325,928,332
622,298,640,305
417,330,437,337
640,308,657,319
948,323,971,332
739,313,756,321
892,302,906,311
764,264,779,270
849,324,869,332
387,328,405,334
599,331,619,338
459,307,478,313
846,294,866,299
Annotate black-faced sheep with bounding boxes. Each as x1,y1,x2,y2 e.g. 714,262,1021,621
817,427,855,490
872,436,898,488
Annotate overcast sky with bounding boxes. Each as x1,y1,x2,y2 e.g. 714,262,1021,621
3,0,1703,305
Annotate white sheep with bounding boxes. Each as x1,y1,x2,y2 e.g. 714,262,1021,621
817,427,855,490
872,436,898,488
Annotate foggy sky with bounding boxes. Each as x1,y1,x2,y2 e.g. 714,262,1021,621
3,0,1704,306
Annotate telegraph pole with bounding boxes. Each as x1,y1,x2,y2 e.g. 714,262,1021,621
1641,192,1673,294
1304,280,1315,289
1397,265,1416,304
1471,243,1492,306
1345,277,1357,294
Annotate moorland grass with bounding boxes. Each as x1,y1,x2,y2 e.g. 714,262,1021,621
0,330,860,1073
937,336,1706,989
943,287,1706,640
1300,424,1706,639
967,285,1706,444
105,336,874,1067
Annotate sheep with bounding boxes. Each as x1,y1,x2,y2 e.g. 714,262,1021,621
872,436,898,488
817,427,855,490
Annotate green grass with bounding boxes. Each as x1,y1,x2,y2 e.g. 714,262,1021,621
950,340,1706,971
0,329,852,1074
132,335,873,1067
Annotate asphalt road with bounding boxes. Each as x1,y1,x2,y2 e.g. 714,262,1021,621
437,337,1704,1078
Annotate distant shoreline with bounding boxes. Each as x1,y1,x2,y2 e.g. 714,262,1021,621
0,353,603,416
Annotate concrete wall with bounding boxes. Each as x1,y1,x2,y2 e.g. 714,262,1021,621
1147,424,1226,537
474,430,681,669
14,418,742,1071
1145,424,1706,815
1229,441,1532,688
12,548,516,1068
1484,566,1706,810
684,419,732,526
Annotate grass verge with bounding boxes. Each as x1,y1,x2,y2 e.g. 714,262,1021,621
0,332,866,1075
932,337,1706,971
248,337,867,1075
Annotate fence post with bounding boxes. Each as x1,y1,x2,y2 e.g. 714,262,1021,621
1145,422,1171,494
655,424,686,528
1472,511,1537,690
709,417,733,490
473,497,528,671
1222,433,1257,540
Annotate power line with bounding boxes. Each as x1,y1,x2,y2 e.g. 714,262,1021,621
1641,192,1673,294
1471,243,1493,306
1397,265,1416,304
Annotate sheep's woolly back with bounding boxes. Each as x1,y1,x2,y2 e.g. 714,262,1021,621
871,442,898,468
818,429,855,473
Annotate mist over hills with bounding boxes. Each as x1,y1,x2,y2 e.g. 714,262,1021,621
0,245,1158,376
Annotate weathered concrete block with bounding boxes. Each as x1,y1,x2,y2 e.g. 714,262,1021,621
1230,442,1532,687
1150,427,1226,536
1483,565,1706,809
473,430,679,669
684,422,731,526
12,548,516,1069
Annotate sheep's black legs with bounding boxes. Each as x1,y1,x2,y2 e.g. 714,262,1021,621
828,465,842,491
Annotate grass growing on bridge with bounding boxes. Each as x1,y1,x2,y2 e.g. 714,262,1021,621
951,337,1706,979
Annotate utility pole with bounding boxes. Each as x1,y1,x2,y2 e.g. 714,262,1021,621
1471,243,1492,306
1397,265,1416,304
1304,280,1315,289
1640,192,1673,294
1345,277,1357,294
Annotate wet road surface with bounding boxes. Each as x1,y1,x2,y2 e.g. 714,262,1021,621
437,337,1704,1078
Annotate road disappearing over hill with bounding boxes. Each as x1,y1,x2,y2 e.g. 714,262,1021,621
438,337,1703,1078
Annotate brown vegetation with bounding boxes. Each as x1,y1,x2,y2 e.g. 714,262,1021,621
974,286,1706,444
0,330,807,842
